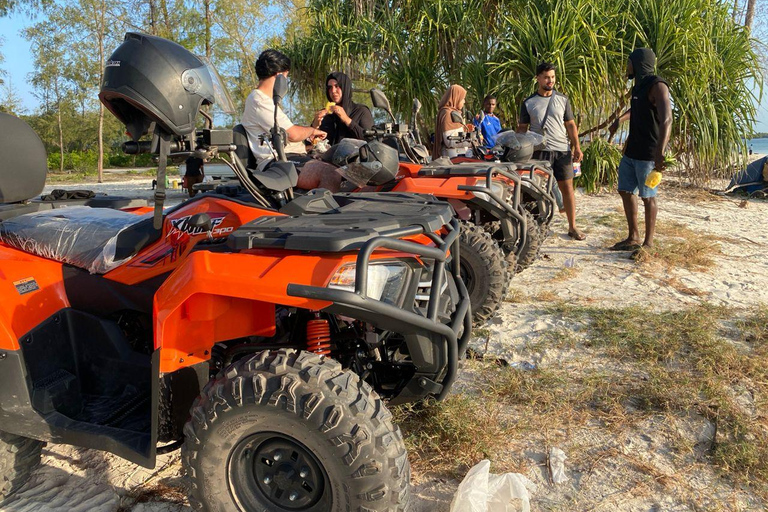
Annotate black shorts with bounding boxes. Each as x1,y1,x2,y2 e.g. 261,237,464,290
533,150,573,182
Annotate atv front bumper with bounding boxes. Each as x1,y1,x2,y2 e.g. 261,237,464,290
287,218,471,401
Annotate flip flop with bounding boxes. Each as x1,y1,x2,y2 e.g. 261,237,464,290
609,240,641,251
568,229,587,241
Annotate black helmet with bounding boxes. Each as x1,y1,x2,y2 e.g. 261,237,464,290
493,131,545,163
340,140,399,187
359,140,399,185
330,139,366,167
99,32,228,140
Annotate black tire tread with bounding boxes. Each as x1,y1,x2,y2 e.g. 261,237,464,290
182,349,410,512
0,431,44,502
515,211,543,272
460,222,507,325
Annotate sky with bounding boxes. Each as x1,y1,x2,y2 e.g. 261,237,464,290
3,13,768,133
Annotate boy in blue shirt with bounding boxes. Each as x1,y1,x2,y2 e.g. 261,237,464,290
474,95,502,149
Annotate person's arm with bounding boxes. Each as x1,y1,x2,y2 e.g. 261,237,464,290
344,106,374,140
650,82,672,170
516,100,530,133
287,124,325,142
563,99,582,162
609,109,631,133
565,121,582,163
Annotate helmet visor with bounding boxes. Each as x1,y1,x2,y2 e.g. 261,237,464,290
181,58,236,115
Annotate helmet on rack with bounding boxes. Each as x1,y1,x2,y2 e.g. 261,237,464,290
493,131,546,163
99,32,232,141
340,140,399,187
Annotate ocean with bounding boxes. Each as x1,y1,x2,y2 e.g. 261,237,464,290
749,138,768,155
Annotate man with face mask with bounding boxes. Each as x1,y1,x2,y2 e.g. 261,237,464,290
610,48,672,259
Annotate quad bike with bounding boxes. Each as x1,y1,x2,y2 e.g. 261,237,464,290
190,94,508,326
0,32,471,512
359,91,556,273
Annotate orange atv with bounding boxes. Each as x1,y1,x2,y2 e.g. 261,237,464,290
360,91,558,273
217,91,551,326
0,33,470,512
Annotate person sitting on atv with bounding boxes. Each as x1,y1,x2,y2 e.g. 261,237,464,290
311,71,374,145
473,94,502,149
432,84,474,159
241,49,342,191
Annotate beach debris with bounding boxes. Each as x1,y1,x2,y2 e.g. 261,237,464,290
564,256,577,268
450,459,537,512
547,447,568,485
509,361,536,371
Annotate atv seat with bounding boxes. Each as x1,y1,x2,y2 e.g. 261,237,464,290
0,206,160,274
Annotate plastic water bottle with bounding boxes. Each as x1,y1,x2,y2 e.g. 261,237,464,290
573,161,582,178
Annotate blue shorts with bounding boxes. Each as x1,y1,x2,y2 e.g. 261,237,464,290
618,156,657,198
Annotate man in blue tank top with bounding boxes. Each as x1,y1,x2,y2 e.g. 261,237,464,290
610,48,672,259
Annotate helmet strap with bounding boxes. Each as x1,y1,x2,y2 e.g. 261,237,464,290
153,129,171,230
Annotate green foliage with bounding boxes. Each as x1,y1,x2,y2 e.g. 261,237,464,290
285,0,762,185
577,138,622,193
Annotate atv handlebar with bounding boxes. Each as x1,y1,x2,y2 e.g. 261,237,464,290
286,217,471,401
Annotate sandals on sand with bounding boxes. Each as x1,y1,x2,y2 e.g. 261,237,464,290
609,240,641,251
568,229,587,241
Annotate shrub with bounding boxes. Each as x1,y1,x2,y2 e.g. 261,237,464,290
577,139,622,193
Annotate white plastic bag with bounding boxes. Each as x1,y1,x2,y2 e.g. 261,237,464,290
548,447,569,485
450,459,537,512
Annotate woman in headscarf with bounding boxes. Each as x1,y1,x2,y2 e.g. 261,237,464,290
312,71,374,145
433,84,472,160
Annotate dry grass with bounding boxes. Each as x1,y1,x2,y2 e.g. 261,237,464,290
551,266,580,282
659,276,708,297
401,304,768,501
116,482,187,511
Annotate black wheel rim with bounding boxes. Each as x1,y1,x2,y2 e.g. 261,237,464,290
228,432,330,511
459,259,476,295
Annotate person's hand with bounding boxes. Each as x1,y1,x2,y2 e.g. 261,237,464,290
654,154,666,172
312,128,327,140
330,105,352,125
572,147,583,163
312,109,327,128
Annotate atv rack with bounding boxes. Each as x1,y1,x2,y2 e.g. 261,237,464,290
287,217,471,400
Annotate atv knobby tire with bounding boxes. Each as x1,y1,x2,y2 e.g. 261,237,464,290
515,211,543,272
0,431,44,502
459,222,507,326
182,349,410,512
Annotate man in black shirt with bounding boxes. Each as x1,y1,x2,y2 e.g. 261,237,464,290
610,48,672,258
184,154,205,198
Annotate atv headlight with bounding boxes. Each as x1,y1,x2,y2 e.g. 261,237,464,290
472,181,506,204
328,262,411,305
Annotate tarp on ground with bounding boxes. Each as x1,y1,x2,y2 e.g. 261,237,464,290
728,156,768,193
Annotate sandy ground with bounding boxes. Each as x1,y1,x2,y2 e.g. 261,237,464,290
3,177,768,511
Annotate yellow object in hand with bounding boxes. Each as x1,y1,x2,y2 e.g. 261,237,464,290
325,101,336,113
645,170,662,189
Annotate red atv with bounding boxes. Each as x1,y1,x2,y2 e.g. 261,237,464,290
0,33,470,512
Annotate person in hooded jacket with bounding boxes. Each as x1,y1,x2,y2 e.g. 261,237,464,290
610,48,672,259
311,72,374,145
433,84,474,160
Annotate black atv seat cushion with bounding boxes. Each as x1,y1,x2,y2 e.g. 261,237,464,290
0,206,159,274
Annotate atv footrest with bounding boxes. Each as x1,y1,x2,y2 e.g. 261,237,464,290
32,369,81,416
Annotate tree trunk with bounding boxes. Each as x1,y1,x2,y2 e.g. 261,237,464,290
745,0,755,28
149,0,157,35
97,0,105,183
204,0,211,59
54,80,64,173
